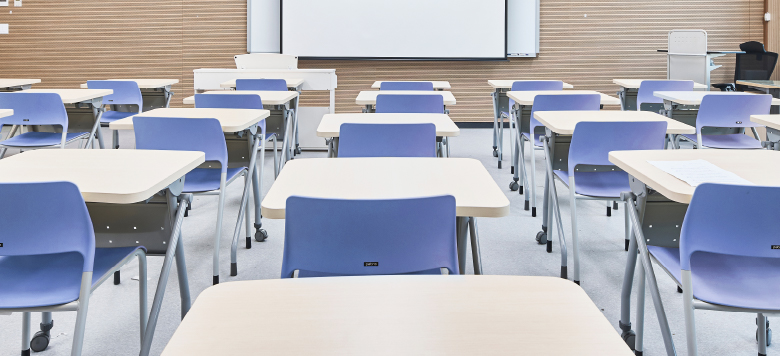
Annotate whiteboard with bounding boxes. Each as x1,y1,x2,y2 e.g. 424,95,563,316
280,0,507,59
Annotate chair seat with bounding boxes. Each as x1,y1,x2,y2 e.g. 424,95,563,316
649,246,780,310
183,167,246,193
100,110,137,123
521,132,543,147
0,246,144,309
0,131,89,148
553,170,630,198
681,133,762,149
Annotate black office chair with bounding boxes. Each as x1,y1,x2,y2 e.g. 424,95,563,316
712,41,778,91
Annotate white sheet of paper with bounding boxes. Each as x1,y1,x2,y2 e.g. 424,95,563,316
648,159,753,187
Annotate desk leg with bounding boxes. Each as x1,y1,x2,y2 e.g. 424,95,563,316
140,191,191,356
163,87,174,108
542,135,568,278
468,217,483,275
293,95,300,155
456,216,468,274
86,104,105,149
491,91,499,158
250,132,265,242
230,132,262,276
621,190,678,356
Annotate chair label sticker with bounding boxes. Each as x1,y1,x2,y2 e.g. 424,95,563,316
364,262,378,266
772,245,780,250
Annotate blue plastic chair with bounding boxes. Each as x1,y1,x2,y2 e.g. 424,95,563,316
0,93,89,158
680,94,771,149
375,94,444,114
636,80,694,111
87,80,144,149
380,82,434,91
338,123,437,158
645,184,780,356
0,181,147,355
134,117,247,285
553,121,667,284
518,94,601,217
235,79,288,91
195,93,279,177
281,195,458,278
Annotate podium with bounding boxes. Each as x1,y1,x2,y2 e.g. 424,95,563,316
659,30,742,89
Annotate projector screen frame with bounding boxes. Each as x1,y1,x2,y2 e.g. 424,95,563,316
279,0,508,61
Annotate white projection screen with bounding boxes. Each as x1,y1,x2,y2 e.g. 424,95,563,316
281,0,507,60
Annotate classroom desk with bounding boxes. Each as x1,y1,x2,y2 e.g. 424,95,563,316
751,114,780,150
0,109,12,119
316,113,460,157
19,89,113,149
0,79,41,91
612,79,707,111
531,111,694,284
111,108,271,278
160,275,634,356
183,90,299,166
487,80,574,165
262,158,509,274
0,149,205,356
505,90,621,213
654,91,780,137
737,80,780,114
355,90,457,113
219,78,304,90
80,79,178,111
608,149,780,355
371,80,451,90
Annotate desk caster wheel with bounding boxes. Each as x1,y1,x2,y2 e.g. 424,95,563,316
255,228,268,242
498,161,502,169
756,319,772,346
509,181,519,191
621,330,636,351
492,148,498,157
535,231,547,245
184,202,191,217
295,146,301,155
31,321,53,352
613,201,619,210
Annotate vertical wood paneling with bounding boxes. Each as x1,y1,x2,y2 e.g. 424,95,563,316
0,0,764,121
767,0,780,80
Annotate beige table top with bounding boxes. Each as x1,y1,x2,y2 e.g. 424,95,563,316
371,81,451,90
488,80,574,89
356,90,457,106
110,108,270,133
219,78,305,89
20,89,113,104
0,79,41,88
534,110,695,135
654,91,780,106
317,113,460,138
507,90,621,106
161,275,633,356
182,90,299,106
0,109,12,119
0,150,204,204
612,79,707,90
609,149,780,204
79,79,179,89
262,158,509,219
751,114,780,129
736,80,780,89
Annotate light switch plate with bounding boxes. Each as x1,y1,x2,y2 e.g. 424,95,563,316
0,24,8,34
13,0,20,6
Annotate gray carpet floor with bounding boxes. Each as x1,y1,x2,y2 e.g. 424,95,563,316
0,127,774,355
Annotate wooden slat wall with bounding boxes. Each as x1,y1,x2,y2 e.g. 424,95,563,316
766,0,780,80
0,0,764,121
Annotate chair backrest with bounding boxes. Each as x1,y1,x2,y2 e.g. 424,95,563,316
527,94,601,136
568,121,667,172
734,41,778,90
338,123,437,158
375,94,444,114
380,82,434,91
696,94,771,132
636,80,694,109
281,195,458,278
194,93,263,109
235,79,288,91
234,53,298,69
680,184,780,271
0,92,69,130
0,181,95,272
86,80,143,112
133,117,228,173
510,81,564,91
